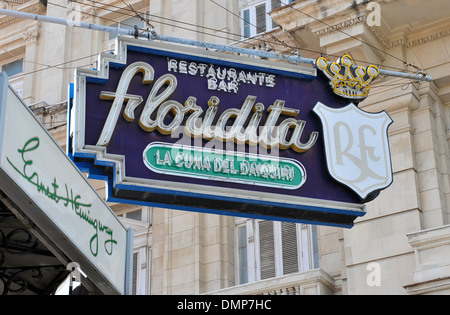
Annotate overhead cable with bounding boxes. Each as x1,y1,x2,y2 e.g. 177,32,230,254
0,8,432,82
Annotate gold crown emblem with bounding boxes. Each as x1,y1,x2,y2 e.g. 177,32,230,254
316,55,379,100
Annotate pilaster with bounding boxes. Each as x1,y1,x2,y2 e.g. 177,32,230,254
21,23,40,104
412,82,450,228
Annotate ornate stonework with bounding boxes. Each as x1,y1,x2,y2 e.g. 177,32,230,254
312,16,366,37
0,0,10,10
0,0,46,29
22,25,40,44
368,24,450,49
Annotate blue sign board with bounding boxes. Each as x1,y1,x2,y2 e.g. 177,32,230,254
69,38,393,228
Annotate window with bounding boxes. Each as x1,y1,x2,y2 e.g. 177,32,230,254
132,247,150,295
108,13,150,40
121,207,152,295
1,59,24,96
1,59,23,77
132,252,138,295
118,206,152,223
241,0,296,38
235,219,318,285
126,209,142,221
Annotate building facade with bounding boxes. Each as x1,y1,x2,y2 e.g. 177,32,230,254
1,0,449,295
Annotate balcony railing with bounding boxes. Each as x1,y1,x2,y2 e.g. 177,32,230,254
205,268,335,295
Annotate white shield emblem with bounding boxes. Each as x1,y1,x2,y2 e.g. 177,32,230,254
313,102,393,199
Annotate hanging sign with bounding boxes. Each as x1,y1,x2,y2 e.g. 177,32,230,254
69,37,393,228
0,73,133,295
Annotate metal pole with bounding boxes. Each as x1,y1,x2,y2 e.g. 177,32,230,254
151,33,317,66
0,8,432,82
152,34,433,82
0,8,134,37
378,68,432,82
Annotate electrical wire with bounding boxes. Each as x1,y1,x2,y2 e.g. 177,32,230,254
65,0,315,59
210,0,383,69
81,0,322,58
119,0,154,30
83,0,244,41
48,0,136,30
78,0,247,43
209,0,300,57
1,1,168,78
1,42,100,76
272,0,425,74
15,52,107,78
209,0,426,74
2,0,428,80
60,0,237,43
99,0,403,74
60,0,415,75
90,0,427,80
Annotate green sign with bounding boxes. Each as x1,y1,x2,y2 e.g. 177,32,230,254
7,137,117,258
143,142,306,190
0,75,131,295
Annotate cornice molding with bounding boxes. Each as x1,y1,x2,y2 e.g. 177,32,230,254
0,0,45,29
311,12,450,52
312,16,365,38
368,24,450,49
278,0,450,51
311,11,450,50
405,27,450,48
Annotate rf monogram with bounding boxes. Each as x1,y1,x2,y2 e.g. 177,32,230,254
313,102,393,199
333,122,385,184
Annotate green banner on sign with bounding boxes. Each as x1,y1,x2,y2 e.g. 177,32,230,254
143,142,306,190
